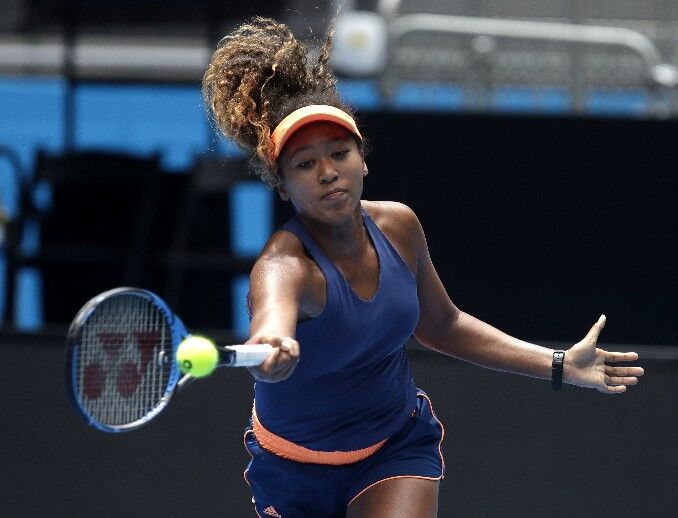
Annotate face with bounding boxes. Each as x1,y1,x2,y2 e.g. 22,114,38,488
277,121,368,226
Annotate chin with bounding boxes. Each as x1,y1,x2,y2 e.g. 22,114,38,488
299,199,361,227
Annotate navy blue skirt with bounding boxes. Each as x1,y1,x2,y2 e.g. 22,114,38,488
243,390,445,517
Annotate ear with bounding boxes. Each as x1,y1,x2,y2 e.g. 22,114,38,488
277,184,290,201
362,160,368,177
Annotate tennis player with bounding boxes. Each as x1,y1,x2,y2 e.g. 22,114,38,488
202,17,644,518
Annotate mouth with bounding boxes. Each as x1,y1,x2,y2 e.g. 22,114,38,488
321,188,347,200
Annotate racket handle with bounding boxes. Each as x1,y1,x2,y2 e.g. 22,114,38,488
219,344,273,367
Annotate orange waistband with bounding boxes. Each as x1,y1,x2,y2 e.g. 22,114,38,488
251,403,387,465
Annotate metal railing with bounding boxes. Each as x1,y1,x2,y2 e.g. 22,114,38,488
0,34,208,80
387,14,678,87
378,13,678,115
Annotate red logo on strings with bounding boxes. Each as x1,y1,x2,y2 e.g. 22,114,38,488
82,332,160,399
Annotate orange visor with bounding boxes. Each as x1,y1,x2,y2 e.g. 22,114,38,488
270,105,362,160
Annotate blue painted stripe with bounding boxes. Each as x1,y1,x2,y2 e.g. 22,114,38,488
492,87,571,114
0,76,66,172
538,88,572,113
0,76,67,128
337,79,382,110
393,83,465,111
15,267,43,330
0,76,66,184
230,181,271,338
586,89,649,116
231,274,250,340
0,255,6,323
230,182,272,257
0,158,21,218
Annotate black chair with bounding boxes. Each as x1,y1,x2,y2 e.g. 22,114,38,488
23,150,163,324
157,154,255,330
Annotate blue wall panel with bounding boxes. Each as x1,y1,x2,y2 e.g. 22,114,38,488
75,84,209,170
0,76,65,328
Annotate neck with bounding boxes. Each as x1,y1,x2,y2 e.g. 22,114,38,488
297,204,367,260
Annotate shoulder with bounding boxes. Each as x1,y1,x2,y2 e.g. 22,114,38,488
362,200,423,238
252,228,316,280
250,227,325,318
361,200,424,274
362,200,419,227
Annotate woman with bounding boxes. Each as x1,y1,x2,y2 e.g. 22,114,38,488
202,17,644,518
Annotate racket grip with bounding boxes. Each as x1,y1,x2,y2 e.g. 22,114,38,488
220,344,273,367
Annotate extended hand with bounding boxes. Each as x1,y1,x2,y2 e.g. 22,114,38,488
564,315,644,394
247,336,300,383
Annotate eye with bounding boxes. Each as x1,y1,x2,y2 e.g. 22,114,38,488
332,149,350,160
296,160,314,170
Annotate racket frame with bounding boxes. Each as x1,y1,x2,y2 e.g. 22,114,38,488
66,287,186,433
67,287,272,432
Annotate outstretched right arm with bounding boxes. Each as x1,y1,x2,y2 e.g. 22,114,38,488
246,233,311,382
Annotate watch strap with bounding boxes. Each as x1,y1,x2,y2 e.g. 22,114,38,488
552,350,565,390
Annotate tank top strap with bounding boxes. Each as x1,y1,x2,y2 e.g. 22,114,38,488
360,207,382,246
360,206,413,280
279,216,336,275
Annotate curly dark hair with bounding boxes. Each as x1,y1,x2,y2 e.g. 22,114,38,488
203,17,357,188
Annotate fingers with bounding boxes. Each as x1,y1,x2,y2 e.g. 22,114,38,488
601,384,628,395
584,314,606,344
604,365,644,377
605,375,639,386
598,365,644,394
598,378,631,394
572,316,645,395
604,351,639,363
280,337,294,352
250,336,300,382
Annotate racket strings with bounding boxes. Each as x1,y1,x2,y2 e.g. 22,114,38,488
75,294,172,427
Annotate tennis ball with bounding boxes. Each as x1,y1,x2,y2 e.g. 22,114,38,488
176,335,219,377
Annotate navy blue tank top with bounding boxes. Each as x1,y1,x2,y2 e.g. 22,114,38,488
254,206,419,452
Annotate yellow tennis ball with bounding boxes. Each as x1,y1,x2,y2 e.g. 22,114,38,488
176,335,218,377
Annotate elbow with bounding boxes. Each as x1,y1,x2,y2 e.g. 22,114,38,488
449,305,462,328
415,305,463,353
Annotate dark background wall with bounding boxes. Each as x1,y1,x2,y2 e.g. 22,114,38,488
2,112,677,517
355,112,676,346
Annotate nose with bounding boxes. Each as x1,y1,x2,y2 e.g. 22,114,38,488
318,157,338,184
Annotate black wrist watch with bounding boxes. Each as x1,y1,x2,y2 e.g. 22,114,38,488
552,350,565,390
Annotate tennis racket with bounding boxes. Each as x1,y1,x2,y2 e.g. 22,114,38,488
66,287,272,433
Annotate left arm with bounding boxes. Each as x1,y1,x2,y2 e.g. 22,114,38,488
402,205,643,393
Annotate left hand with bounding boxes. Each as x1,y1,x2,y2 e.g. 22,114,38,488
564,315,645,394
